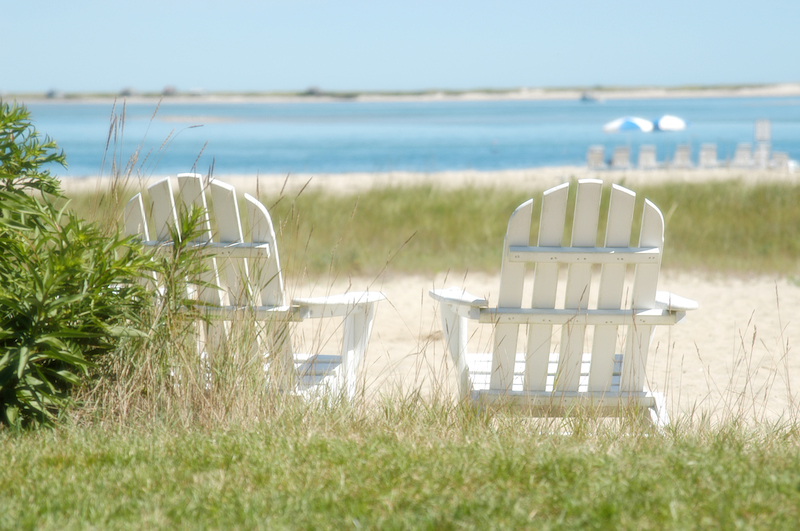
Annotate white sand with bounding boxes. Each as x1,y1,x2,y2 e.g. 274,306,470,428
65,167,800,423
60,165,799,198
290,269,800,424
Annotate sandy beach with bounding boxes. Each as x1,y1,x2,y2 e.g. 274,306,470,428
61,165,799,198
63,167,800,423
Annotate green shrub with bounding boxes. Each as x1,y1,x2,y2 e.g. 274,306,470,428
0,101,65,196
0,101,154,428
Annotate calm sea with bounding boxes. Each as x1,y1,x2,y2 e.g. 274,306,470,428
25,96,800,177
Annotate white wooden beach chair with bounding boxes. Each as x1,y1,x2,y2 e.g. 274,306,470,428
586,145,606,170
637,145,657,170
731,143,753,168
698,143,718,168
671,145,692,169
124,173,385,398
771,151,790,171
611,146,631,170
754,142,770,169
429,179,697,427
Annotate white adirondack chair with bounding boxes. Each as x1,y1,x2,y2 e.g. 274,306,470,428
637,145,657,170
429,179,697,426
671,145,693,169
698,143,719,169
610,146,631,170
586,145,606,170
124,173,385,398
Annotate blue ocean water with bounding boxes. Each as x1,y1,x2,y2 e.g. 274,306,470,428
24,96,800,177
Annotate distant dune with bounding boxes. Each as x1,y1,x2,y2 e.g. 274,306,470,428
12,83,800,105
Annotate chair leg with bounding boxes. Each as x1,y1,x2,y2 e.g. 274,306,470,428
649,391,670,428
440,304,471,401
262,320,296,392
341,302,379,399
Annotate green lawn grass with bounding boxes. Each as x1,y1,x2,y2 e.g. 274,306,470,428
3,406,800,530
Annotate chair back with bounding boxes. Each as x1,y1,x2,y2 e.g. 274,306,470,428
124,174,286,310
490,180,664,395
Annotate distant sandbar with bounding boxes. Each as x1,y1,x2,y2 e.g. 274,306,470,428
16,83,800,106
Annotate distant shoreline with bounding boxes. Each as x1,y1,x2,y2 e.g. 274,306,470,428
59,166,799,198
11,83,800,105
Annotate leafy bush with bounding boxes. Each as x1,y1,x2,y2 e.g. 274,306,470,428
0,101,65,196
0,101,153,428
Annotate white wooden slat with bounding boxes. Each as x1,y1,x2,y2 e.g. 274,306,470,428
141,241,270,258
507,246,659,264
175,174,227,359
124,193,157,285
209,180,249,306
491,199,534,391
201,305,301,321
123,193,149,240
147,177,179,242
472,391,659,410
557,179,603,392
209,180,244,242
480,307,680,326
177,174,224,307
177,173,213,242
441,304,472,400
590,184,636,392
525,182,569,391
621,198,664,392
340,303,378,399
245,193,286,308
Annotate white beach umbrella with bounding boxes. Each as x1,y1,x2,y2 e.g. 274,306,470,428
602,116,654,133
654,114,687,131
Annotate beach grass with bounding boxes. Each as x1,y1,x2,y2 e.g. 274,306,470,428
3,404,800,530
68,179,800,276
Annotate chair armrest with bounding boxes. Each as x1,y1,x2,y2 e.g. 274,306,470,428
655,291,699,311
429,286,488,307
292,291,385,319
429,287,488,319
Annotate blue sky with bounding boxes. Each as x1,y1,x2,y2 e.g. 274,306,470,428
5,0,800,93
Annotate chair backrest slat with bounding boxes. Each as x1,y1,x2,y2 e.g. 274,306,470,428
491,199,533,391
557,179,602,392
124,193,149,241
620,199,664,392
177,174,224,307
589,184,636,392
177,174,213,242
209,181,249,306
524,182,569,391
147,178,179,242
245,193,286,308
